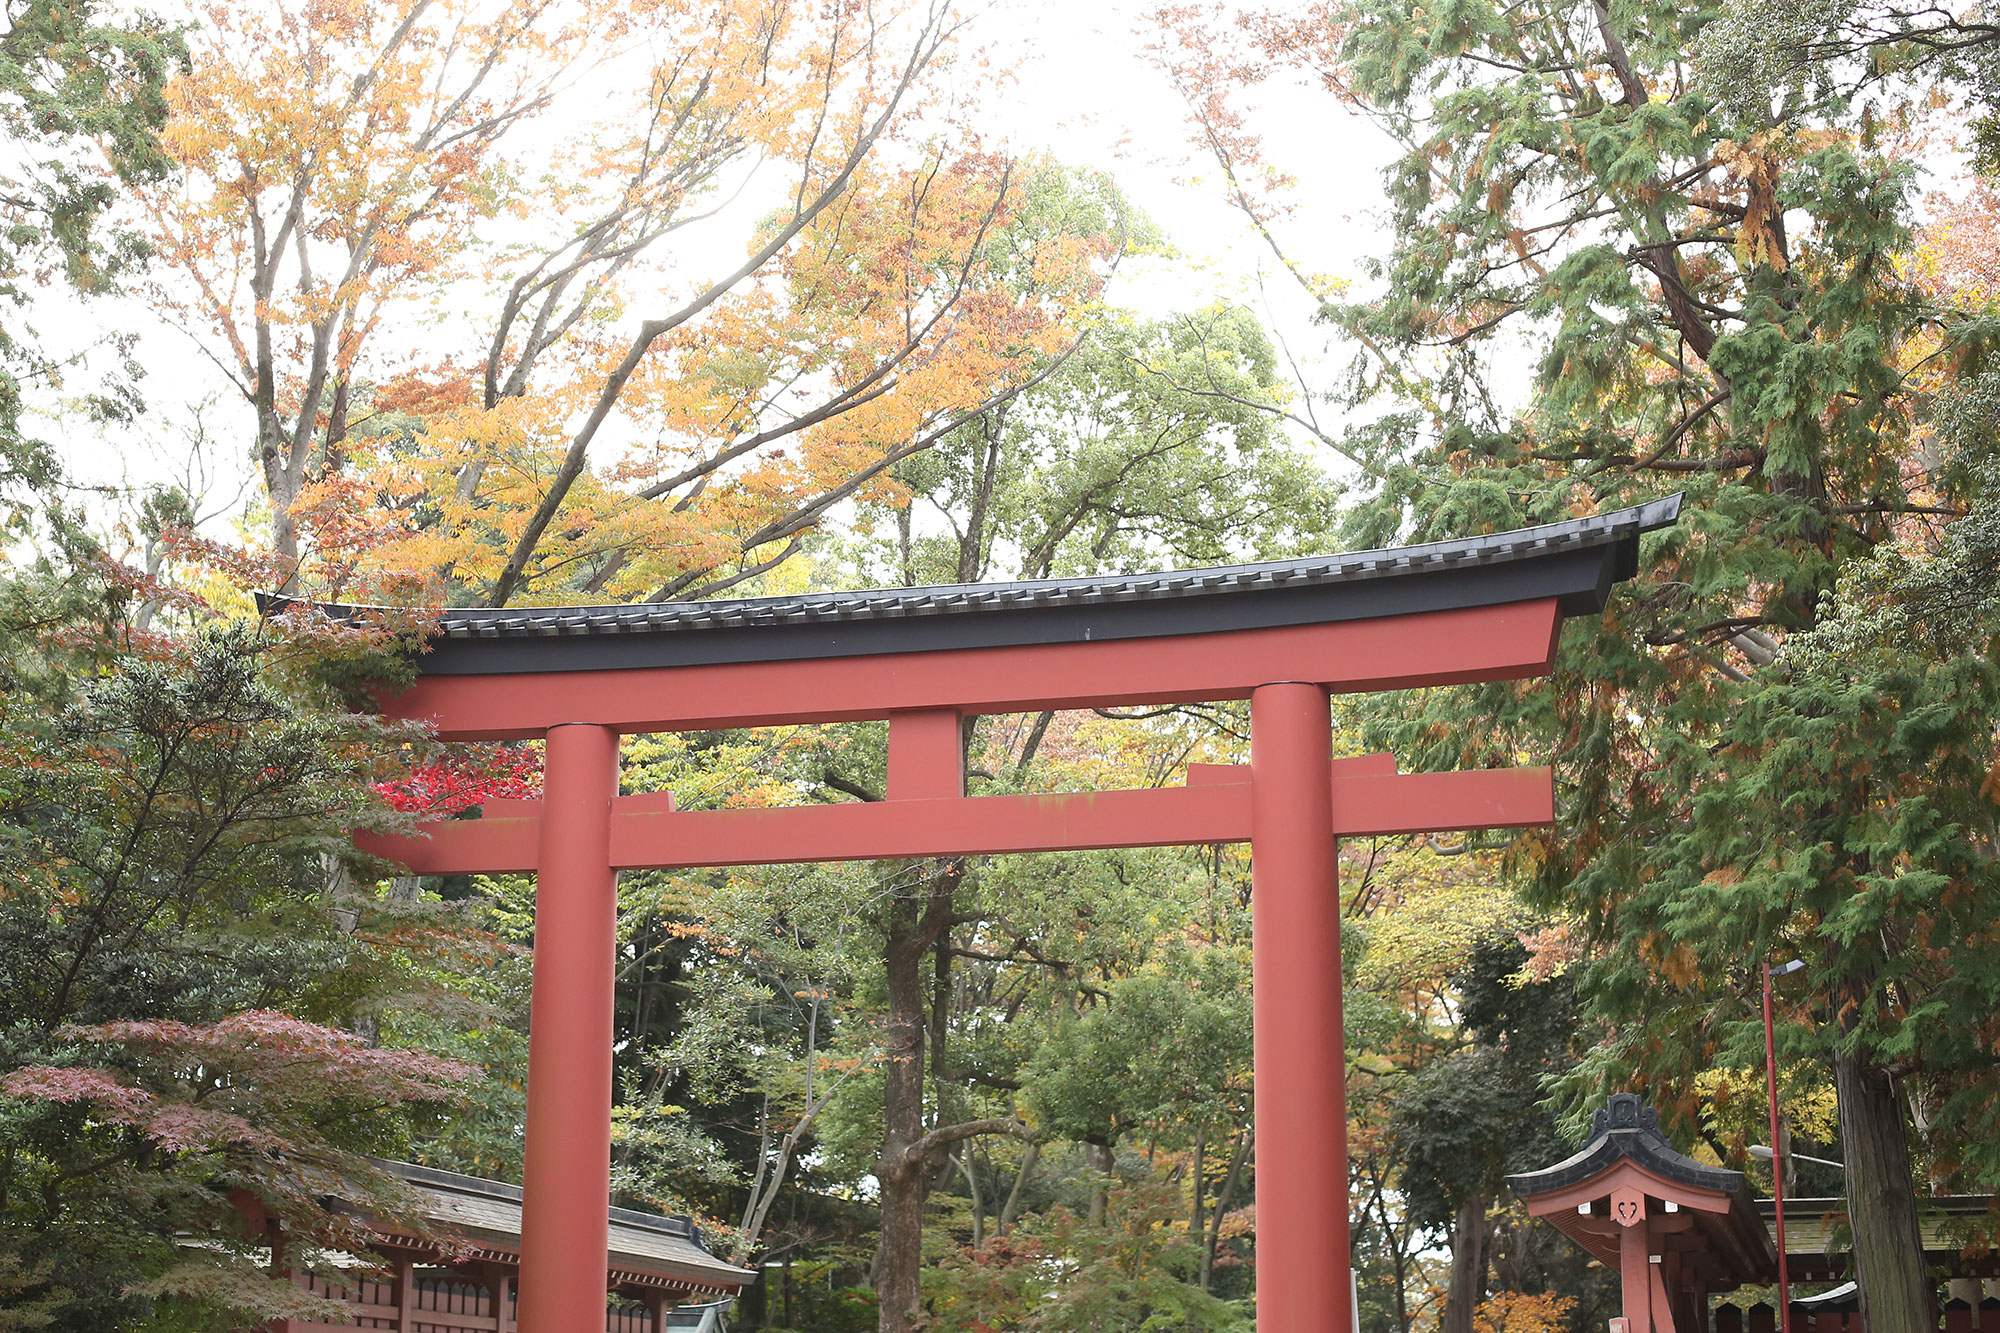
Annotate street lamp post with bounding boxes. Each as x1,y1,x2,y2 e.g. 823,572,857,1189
1764,958,1806,1333
1749,1145,1843,1172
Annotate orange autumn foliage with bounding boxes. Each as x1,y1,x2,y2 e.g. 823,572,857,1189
140,0,1107,609
1472,1291,1576,1333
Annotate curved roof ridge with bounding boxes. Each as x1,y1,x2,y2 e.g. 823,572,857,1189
262,494,1683,676
1506,1092,1743,1198
263,495,1681,627
423,493,1680,628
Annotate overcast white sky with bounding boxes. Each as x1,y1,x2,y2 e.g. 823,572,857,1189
49,0,1397,539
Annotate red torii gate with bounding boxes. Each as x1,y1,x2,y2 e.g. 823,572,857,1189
345,495,1679,1333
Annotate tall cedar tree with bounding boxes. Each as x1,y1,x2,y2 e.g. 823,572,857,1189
1152,0,2000,1326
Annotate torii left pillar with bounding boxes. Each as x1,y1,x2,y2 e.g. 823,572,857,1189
515,722,620,1333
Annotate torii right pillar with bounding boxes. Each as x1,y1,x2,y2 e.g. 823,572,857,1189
1251,681,1355,1332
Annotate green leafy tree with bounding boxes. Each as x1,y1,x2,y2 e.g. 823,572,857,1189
1021,951,1253,1276
926,1172,1249,1332
1387,938,1615,1333
0,0,183,524
830,270,1323,1331
1695,0,2000,175
3,1013,475,1330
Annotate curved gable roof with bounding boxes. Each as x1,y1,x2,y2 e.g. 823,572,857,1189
1507,1093,1742,1199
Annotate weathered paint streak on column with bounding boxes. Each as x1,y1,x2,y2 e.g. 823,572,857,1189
517,723,620,1333
1250,682,1352,1333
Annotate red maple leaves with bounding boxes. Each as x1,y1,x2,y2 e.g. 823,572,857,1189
2,1011,481,1154
373,748,541,816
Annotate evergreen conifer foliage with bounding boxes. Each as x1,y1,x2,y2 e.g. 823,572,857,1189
1153,0,2000,1325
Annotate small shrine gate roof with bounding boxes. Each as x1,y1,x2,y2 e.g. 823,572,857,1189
1507,1093,1743,1200
1508,1093,1778,1327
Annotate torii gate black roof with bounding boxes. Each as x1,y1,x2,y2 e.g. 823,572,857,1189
268,494,1681,676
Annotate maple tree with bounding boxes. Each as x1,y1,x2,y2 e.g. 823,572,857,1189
1472,1291,1577,1333
0,512,515,1329
4,1013,477,1327
140,0,1111,610
373,747,542,818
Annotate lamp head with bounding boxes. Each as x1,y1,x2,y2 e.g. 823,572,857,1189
1771,959,1806,977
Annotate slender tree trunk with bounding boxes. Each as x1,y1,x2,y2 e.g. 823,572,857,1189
1918,1083,1986,1309
873,920,930,1331
955,1150,984,1248
262,430,302,585
1086,1140,1114,1227
1835,1046,1934,1333
999,1140,1039,1236
1441,1187,1489,1333
1200,1128,1250,1292
1189,1125,1206,1240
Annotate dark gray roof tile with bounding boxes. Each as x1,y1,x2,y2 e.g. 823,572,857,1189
261,495,1682,676
1507,1093,1743,1199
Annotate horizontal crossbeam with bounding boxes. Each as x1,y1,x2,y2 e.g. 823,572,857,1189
359,761,1554,876
379,600,1561,740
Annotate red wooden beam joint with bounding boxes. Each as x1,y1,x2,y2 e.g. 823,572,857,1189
887,709,963,800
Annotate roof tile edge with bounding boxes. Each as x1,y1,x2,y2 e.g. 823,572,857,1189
258,493,1685,639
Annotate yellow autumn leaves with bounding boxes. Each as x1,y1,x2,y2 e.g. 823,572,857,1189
139,0,1113,608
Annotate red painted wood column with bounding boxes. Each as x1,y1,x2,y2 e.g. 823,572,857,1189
1618,1200,1652,1333
1250,681,1352,1333
517,722,620,1333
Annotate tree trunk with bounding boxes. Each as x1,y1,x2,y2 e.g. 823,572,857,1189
999,1140,1039,1235
258,403,304,583
1441,1187,1489,1333
955,1150,984,1248
1835,1046,1934,1333
1201,1128,1250,1292
871,871,955,1333
1086,1141,1114,1227
1189,1126,1205,1241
